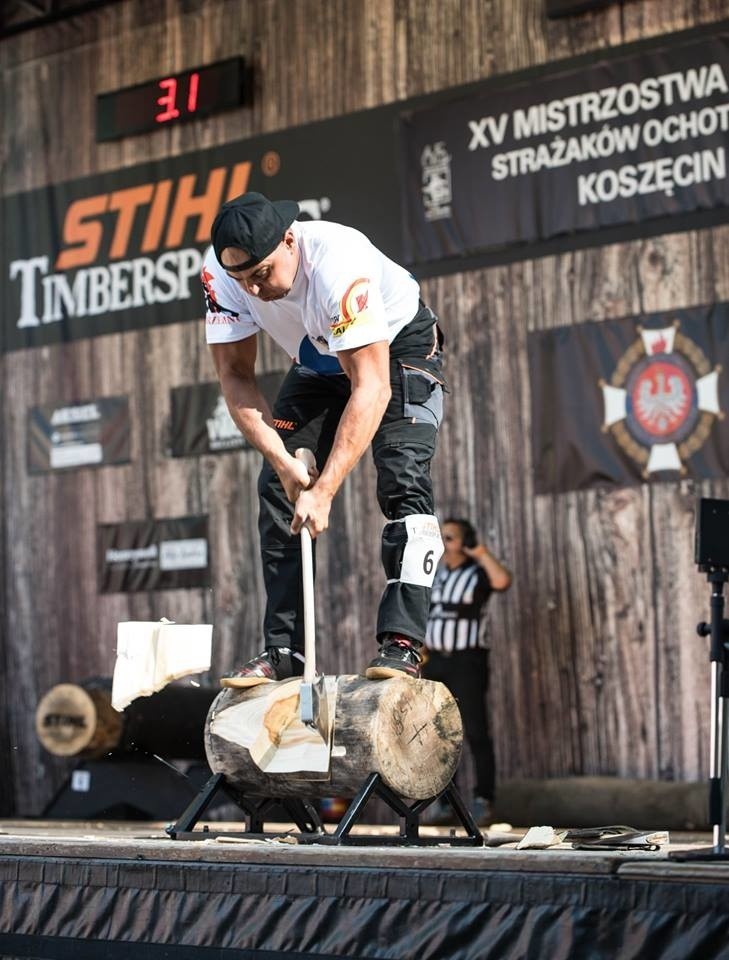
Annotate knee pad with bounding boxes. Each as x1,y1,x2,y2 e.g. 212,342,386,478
382,514,443,587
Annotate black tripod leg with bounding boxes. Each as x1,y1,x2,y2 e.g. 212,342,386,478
707,576,728,853
716,657,729,852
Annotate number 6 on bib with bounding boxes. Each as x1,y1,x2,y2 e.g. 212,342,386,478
398,514,444,587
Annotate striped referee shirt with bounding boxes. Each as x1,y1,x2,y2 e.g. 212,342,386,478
425,561,492,652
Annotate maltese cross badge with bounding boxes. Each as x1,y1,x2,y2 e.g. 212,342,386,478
600,321,723,477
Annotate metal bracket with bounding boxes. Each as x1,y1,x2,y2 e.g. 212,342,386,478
306,773,484,846
166,771,483,846
165,772,322,840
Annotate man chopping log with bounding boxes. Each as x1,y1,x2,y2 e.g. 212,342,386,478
201,192,445,686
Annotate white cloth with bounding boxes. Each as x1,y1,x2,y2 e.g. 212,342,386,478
201,220,419,366
111,620,212,711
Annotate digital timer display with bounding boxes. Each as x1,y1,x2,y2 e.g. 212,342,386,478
96,57,246,142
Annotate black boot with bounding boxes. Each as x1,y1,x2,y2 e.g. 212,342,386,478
365,634,423,680
220,646,305,688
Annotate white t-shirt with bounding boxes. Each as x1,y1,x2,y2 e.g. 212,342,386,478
202,220,420,373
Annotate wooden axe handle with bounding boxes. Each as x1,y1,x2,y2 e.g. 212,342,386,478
294,448,317,682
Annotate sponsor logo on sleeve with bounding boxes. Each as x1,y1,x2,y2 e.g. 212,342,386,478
331,277,371,337
202,266,240,324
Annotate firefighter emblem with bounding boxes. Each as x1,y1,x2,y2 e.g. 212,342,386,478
600,322,722,476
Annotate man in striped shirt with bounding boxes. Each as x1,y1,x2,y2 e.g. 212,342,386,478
424,518,511,826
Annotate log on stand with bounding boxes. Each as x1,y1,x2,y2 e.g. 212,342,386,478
205,674,463,800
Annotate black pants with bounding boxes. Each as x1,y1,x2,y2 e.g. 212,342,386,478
258,305,444,653
423,648,495,801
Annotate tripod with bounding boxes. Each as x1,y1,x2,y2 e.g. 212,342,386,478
695,567,729,856
669,498,729,861
672,567,729,861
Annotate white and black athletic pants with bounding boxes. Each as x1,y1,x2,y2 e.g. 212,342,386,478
257,304,445,651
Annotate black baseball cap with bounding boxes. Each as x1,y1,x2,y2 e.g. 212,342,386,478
211,192,300,272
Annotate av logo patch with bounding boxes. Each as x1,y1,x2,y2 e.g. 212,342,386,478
600,322,722,475
331,277,370,337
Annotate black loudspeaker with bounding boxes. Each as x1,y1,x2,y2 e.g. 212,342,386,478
695,498,729,570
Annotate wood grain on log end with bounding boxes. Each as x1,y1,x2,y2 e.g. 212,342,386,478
375,677,463,799
35,683,123,758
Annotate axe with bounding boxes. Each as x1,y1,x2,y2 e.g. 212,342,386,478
294,448,330,746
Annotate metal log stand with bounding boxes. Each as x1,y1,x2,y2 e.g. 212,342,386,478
166,771,484,846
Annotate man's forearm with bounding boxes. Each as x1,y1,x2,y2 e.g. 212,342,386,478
316,384,390,498
472,546,512,590
220,373,289,470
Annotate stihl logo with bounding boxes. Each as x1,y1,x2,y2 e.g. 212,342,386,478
9,162,251,329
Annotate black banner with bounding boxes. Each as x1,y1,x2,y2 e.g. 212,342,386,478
0,109,399,353
169,370,285,457
3,24,729,354
98,515,210,593
401,31,729,266
529,304,729,493
28,395,130,474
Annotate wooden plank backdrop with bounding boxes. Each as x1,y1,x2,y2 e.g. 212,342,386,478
0,0,728,815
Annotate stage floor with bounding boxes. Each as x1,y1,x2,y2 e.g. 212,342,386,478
0,819,728,959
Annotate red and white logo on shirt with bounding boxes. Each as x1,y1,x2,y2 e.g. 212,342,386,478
331,277,370,337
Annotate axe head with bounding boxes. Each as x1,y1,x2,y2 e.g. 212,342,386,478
299,673,330,745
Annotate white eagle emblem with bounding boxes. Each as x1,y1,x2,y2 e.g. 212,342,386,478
634,371,690,434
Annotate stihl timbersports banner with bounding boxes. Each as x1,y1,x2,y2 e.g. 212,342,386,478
0,110,400,353
98,515,210,593
401,30,729,266
529,304,729,494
